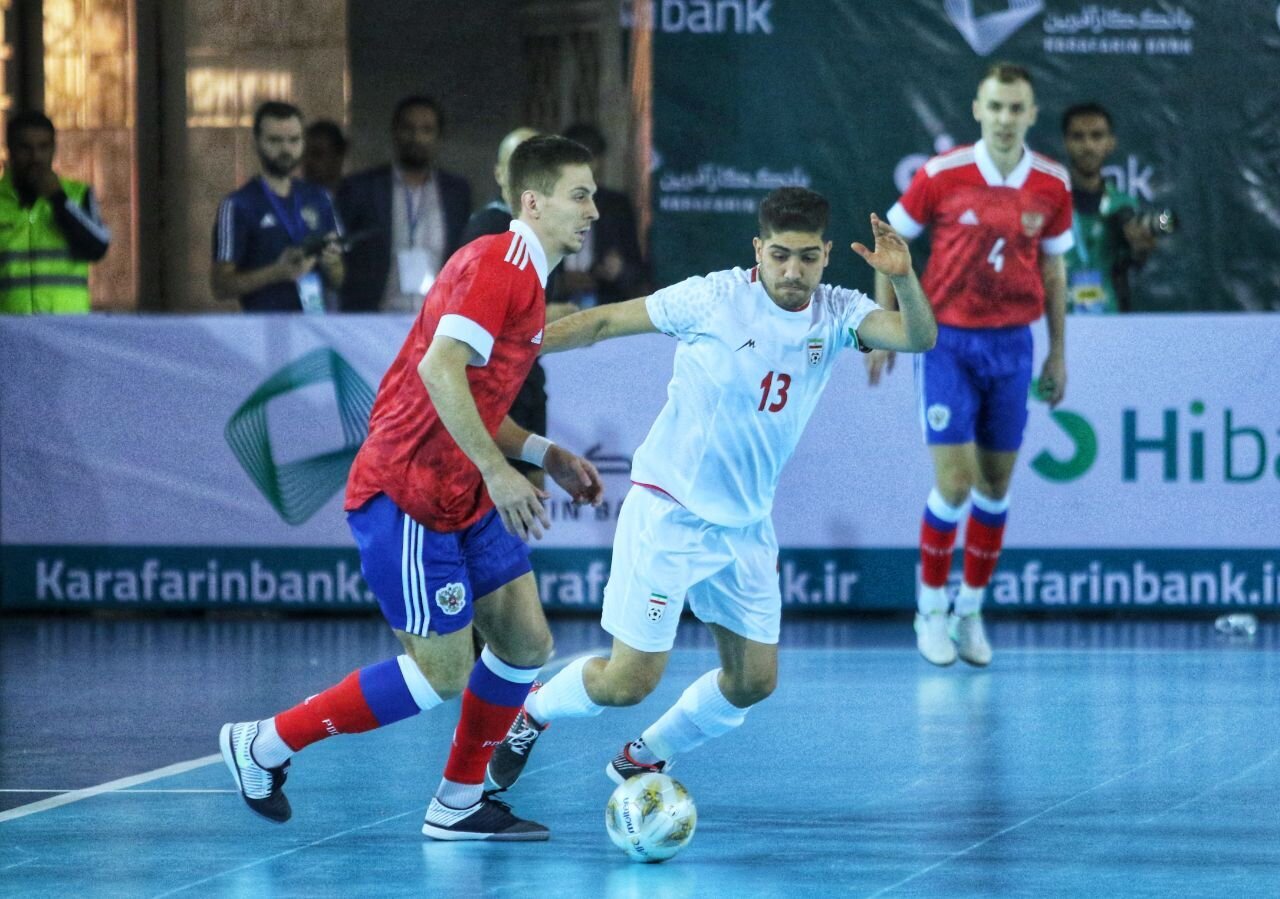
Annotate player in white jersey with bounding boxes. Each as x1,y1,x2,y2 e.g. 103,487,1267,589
485,187,937,792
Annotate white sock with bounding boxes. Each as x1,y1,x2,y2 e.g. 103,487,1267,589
917,584,950,615
251,718,292,768
525,655,604,724
640,669,748,761
954,584,985,616
434,778,480,810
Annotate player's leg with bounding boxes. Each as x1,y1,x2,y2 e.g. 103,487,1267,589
423,512,554,841
487,486,720,791
219,493,466,824
618,515,780,782
913,329,980,665
951,325,1034,666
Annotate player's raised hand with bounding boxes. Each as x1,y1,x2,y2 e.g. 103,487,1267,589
544,446,605,507
851,214,911,278
485,465,552,541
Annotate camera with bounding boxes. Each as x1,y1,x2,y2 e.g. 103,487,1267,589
1112,204,1177,236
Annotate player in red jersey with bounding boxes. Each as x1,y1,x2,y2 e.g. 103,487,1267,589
219,136,604,841
868,62,1073,667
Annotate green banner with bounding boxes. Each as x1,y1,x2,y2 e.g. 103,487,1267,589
3,545,1275,613
648,1,1280,311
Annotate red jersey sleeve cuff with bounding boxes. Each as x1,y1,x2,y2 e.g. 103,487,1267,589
887,202,924,240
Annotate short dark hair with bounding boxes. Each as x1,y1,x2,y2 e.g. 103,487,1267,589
306,119,348,154
508,135,593,201
392,95,444,133
982,61,1034,90
758,187,830,238
253,101,303,137
562,122,606,158
6,110,55,149
1061,102,1114,135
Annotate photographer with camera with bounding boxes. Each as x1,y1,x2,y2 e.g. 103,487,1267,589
1061,102,1171,314
211,102,344,313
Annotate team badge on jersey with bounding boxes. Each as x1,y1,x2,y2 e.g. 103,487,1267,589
1021,211,1046,238
301,205,321,231
435,582,468,616
646,593,668,621
807,338,824,366
927,403,951,432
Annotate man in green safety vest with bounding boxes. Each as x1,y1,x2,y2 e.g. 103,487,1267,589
1,110,110,314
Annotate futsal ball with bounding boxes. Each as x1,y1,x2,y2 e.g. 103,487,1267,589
604,772,697,863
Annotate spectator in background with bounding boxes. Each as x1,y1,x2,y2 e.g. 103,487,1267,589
555,122,649,307
1061,103,1155,314
461,125,577,489
460,126,540,244
337,95,471,313
1,110,109,314
303,120,348,198
211,101,344,313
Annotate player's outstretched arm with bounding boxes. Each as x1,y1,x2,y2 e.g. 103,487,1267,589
541,296,657,354
851,213,937,353
419,338,551,541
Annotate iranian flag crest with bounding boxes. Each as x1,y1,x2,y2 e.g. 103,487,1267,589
807,338,824,366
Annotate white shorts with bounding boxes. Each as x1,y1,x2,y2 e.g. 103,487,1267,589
600,485,781,653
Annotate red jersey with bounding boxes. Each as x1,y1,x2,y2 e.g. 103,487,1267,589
345,221,548,531
887,141,1073,329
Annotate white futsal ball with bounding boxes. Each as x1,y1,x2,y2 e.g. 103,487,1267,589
604,772,697,863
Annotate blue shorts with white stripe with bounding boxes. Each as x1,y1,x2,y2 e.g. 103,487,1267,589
346,493,532,637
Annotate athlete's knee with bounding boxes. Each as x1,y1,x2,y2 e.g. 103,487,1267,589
484,625,553,669
936,473,973,506
413,657,470,700
720,667,776,708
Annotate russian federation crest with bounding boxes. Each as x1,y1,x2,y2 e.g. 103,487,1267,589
435,582,467,615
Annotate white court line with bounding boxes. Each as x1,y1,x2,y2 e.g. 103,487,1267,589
1139,745,1280,825
0,647,610,827
150,806,423,899
0,755,221,824
865,731,1214,898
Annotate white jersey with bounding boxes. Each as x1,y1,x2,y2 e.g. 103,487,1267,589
631,266,878,528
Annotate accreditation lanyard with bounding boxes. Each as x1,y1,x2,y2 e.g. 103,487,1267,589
397,171,432,246
259,178,309,244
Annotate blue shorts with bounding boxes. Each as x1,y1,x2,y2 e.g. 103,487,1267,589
913,324,1032,452
346,494,532,637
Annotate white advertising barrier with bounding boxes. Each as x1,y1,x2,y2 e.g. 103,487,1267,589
1,314,1277,613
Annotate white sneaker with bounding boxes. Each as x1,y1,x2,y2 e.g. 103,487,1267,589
914,612,957,666
949,612,992,666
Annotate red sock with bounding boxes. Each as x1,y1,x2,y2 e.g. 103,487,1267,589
274,670,381,751
441,690,525,785
963,515,1006,588
920,519,958,588
442,649,538,786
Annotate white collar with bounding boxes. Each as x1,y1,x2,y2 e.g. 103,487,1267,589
974,139,1033,189
507,219,549,287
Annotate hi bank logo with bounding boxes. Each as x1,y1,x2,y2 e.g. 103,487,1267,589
1031,393,1280,485
946,0,1043,55
226,348,375,524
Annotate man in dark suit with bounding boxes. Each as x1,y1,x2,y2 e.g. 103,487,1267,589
555,123,649,306
337,96,471,312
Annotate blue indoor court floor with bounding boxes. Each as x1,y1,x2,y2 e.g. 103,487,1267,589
1,614,1277,898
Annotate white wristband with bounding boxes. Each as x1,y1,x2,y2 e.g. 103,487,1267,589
519,434,554,468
